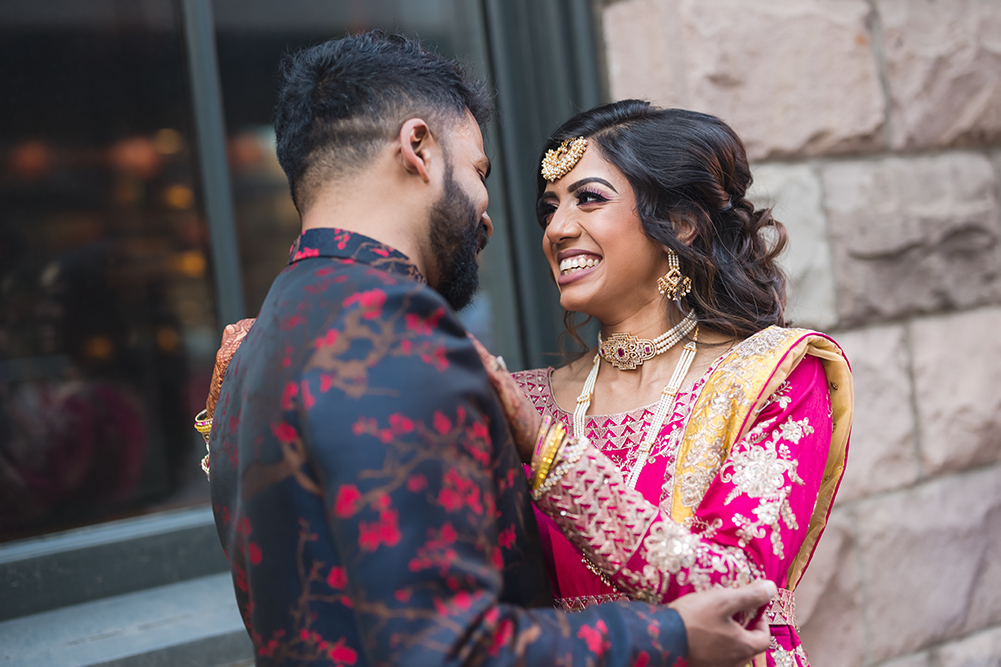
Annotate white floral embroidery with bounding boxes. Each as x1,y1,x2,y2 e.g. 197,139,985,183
761,380,792,412
720,414,811,558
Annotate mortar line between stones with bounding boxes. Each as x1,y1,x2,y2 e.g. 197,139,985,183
848,504,874,666
750,145,1001,169
868,622,1001,667
864,0,895,151
901,320,926,482
833,458,1001,514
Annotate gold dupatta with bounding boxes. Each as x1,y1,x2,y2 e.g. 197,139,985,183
669,326,853,591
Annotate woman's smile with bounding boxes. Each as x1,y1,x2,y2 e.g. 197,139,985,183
556,249,603,285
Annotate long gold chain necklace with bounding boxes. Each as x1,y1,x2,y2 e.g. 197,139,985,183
573,324,699,490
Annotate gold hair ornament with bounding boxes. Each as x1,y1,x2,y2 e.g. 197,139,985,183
541,137,588,182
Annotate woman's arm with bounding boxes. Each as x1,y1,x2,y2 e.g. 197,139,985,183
534,355,833,603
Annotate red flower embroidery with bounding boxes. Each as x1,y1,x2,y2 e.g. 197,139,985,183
301,381,316,409
452,590,472,611
281,314,306,330
334,485,362,518
498,525,516,549
292,246,320,261
404,313,430,336
389,413,414,434
272,421,297,444
406,473,427,493
433,411,452,435
489,618,514,656
234,562,247,592
280,382,298,410
247,542,262,565
327,566,347,589
439,523,457,543
329,638,357,664
404,308,444,336
343,289,386,320
438,487,464,512
577,619,611,656
316,328,338,350
359,509,401,551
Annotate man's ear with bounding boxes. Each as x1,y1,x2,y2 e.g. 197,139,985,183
399,118,437,183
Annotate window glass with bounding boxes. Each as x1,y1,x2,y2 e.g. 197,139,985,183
212,0,524,364
0,1,216,541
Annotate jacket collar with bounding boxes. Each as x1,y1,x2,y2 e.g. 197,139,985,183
288,227,425,284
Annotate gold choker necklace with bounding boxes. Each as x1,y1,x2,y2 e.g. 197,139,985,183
575,325,700,489
597,311,697,371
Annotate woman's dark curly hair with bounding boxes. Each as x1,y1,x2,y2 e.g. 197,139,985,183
537,100,787,349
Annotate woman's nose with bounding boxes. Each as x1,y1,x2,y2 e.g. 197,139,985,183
545,206,580,243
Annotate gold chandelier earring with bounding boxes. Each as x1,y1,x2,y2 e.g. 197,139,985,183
657,249,692,300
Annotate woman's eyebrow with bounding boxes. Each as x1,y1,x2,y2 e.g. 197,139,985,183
565,177,618,193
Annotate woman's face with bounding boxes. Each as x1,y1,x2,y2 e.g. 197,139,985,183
538,145,671,323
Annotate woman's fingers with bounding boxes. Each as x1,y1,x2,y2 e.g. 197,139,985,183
466,334,542,463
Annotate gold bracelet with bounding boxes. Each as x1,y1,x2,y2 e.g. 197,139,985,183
533,435,588,500
532,422,565,490
530,420,561,480
194,409,213,478
194,409,213,442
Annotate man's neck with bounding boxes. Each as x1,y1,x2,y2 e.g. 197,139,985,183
300,170,431,277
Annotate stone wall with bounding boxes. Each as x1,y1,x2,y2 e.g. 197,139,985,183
600,0,1001,664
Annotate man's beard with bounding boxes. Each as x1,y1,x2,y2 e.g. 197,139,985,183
427,165,488,311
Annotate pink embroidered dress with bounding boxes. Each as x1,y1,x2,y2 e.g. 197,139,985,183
513,329,850,667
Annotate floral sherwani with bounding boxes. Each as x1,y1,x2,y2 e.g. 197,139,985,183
209,228,689,666
514,329,851,667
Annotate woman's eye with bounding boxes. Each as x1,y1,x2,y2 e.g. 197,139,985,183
576,189,608,205
537,201,557,225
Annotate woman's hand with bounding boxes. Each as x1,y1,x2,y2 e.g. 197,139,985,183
468,335,542,464
205,318,256,417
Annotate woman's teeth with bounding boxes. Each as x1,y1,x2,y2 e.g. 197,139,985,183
559,256,602,275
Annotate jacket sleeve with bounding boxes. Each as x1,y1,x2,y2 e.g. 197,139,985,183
297,282,689,666
534,355,833,602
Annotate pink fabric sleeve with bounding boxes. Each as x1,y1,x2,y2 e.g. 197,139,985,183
534,355,833,603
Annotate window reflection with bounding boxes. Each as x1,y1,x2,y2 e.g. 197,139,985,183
0,1,215,540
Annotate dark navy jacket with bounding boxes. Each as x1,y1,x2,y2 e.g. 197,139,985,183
209,227,688,666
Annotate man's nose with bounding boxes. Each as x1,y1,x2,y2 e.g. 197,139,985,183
480,211,493,239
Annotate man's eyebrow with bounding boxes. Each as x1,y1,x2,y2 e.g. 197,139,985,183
565,176,618,193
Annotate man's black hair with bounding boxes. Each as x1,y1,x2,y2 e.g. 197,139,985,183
274,31,493,213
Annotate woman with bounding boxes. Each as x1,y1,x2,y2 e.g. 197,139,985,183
476,100,852,667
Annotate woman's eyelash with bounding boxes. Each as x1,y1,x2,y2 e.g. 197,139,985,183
575,188,608,204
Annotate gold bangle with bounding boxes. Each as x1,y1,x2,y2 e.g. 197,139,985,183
530,420,561,480
194,409,214,479
533,436,588,500
533,423,566,490
194,409,213,439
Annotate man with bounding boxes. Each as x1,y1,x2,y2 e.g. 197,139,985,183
208,31,773,666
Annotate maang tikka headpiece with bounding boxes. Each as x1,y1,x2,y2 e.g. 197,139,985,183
541,136,587,182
